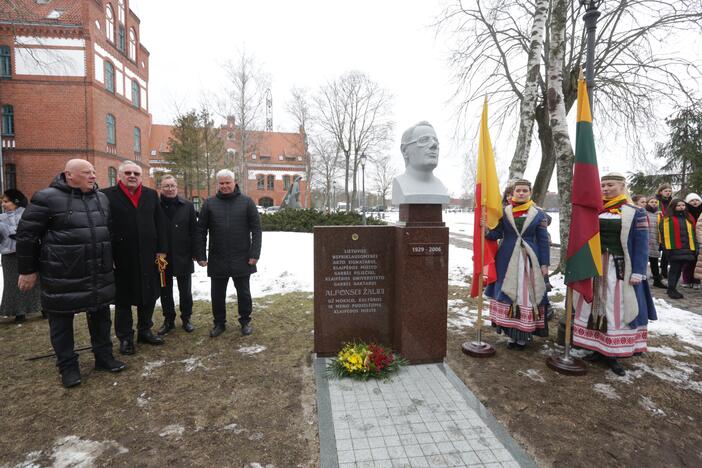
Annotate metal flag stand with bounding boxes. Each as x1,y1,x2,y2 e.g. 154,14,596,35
546,287,587,375
462,206,496,357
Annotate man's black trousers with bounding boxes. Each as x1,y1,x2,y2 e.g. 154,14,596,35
114,302,155,340
160,274,193,322
211,275,252,326
48,307,112,371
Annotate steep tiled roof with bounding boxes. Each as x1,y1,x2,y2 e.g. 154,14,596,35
149,124,174,155
244,130,305,159
0,0,83,26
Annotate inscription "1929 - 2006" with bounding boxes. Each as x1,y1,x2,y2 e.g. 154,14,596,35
408,243,444,256
324,248,385,315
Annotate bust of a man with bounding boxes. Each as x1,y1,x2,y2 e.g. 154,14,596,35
392,121,450,205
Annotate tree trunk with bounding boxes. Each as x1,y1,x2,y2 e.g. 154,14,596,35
547,0,574,271
531,104,556,206
508,0,550,180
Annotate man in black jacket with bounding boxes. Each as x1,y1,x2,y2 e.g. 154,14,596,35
102,161,168,354
197,169,261,337
157,175,197,335
16,159,124,388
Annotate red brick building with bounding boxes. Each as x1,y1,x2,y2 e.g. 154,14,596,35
150,116,309,209
0,0,151,197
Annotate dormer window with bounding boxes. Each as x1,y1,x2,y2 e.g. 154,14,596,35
105,5,114,42
128,28,137,60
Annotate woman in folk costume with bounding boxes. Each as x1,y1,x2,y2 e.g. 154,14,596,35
695,214,702,281
573,173,656,376
485,179,550,350
655,183,673,278
659,198,697,299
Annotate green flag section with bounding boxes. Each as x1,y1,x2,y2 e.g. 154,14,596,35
565,78,603,302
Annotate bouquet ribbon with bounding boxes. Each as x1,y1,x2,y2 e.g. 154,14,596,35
155,255,168,287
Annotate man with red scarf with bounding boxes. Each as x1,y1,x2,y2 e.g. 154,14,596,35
103,161,168,355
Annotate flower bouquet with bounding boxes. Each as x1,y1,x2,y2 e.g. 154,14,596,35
326,342,408,380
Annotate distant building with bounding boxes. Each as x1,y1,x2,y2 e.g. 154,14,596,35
149,116,309,209
0,0,151,196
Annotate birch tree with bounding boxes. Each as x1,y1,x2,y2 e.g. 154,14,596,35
371,154,398,208
309,136,342,212
286,87,313,207
314,71,394,209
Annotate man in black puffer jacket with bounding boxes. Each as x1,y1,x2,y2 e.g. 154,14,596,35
196,169,261,338
16,159,125,388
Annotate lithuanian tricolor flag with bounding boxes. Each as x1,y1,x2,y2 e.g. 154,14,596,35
470,99,502,298
564,78,603,302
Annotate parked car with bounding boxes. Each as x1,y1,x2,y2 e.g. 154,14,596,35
256,205,266,214
265,206,280,214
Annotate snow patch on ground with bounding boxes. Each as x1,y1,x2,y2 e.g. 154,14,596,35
14,450,42,468
517,369,546,383
49,435,128,467
639,396,666,417
223,423,246,434
593,383,621,400
180,357,208,372
159,425,185,438
448,244,472,287
632,362,702,394
136,392,150,408
648,298,702,348
238,345,267,355
141,359,166,377
648,346,690,357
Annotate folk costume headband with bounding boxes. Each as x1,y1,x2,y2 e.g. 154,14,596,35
513,179,532,189
601,173,626,182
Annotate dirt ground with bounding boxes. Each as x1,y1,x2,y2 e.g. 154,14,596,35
445,285,702,468
2,287,702,467
0,293,319,467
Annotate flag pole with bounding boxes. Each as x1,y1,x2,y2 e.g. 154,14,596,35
546,286,587,374
462,203,495,357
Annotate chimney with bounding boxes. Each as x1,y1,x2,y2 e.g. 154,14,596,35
227,115,236,128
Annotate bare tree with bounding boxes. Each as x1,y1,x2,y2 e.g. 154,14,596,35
438,0,702,204
286,87,313,207
221,50,269,192
314,71,394,210
371,154,398,208
309,136,343,212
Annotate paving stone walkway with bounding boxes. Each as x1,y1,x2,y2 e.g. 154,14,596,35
315,360,535,468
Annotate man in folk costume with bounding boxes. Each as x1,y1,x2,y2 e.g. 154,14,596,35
573,173,657,376
485,179,550,350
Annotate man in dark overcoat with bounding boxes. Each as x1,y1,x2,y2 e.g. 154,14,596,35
102,161,168,354
16,159,125,388
157,174,197,335
196,169,261,338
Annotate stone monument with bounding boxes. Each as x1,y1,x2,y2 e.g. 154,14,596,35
280,175,302,209
314,122,449,364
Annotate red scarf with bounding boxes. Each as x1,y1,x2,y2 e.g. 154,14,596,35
118,181,142,208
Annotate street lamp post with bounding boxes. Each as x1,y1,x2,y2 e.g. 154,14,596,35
580,0,603,106
332,180,336,212
360,152,367,225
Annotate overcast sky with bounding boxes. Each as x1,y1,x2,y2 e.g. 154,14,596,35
131,0,701,196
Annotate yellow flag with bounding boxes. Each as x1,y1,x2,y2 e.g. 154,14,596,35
477,99,503,229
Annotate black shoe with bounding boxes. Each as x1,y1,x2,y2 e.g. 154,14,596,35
241,324,253,336
14,314,26,323
60,367,82,388
210,324,226,338
137,330,165,345
607,357,626,376
119,339,135,355
667,289,683,299
653,280,666,289
157,320,175,336
583,352,603,362
182,321,195,333
95,355,126,373
41,311,48,319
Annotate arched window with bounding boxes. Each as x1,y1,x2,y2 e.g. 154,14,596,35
131,79,140,108
116,0,126,51
133,127,141,156
266,175,275,191
0,46,11,78
283,175,291,191
117,0,125,23
106,114,116,145
128,28,137,60
104,61,115,93
256,174,265,190
1,105,14,136
105,5,114,43
108,167,117,186
258,197,273,208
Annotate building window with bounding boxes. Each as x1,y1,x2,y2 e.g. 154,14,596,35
259,196,273,208
192,196,201,213
105,5,114,42
106,114,116,145
133,127,141,156
0,46,10,78
266,175,275,191
131,80,140,108
108,167,117,186
117,0,125,23
5,164,16,190
104,61,115,93
256,174,265,190
226,149,235,164
117,25,126,52
129,28,137,60
283,175,291,191
1,105,14,136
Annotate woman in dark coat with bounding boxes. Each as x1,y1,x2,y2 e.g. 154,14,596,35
0,189,41,321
